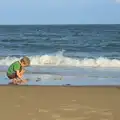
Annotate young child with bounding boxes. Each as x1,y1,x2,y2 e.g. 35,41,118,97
7,56,30,85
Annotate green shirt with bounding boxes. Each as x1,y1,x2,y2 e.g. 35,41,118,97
7,61,22,75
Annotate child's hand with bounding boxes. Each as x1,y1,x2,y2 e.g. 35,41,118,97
21,69,25,73
21,79,28,84
22,69,26,73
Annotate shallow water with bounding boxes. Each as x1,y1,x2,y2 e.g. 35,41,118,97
1,66,120,86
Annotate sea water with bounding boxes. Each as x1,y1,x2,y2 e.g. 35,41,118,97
0,25,120,85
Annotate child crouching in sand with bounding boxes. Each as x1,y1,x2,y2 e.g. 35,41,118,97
7,56,30,85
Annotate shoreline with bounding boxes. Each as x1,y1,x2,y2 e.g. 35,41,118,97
0,84,120,87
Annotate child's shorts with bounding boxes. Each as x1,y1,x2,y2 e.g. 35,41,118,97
7,73,18,79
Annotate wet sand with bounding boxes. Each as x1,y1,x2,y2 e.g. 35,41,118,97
0,86,120,120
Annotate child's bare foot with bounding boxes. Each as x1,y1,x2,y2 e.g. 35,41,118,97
16,79,28,84
10,78,28,85
9,82,19,85
12,79,18,84
11,79,21,85
21,79,28,84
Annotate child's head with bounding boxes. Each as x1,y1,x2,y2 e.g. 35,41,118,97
20,56,30,67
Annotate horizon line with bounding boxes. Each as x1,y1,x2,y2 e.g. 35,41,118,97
0,23,120,26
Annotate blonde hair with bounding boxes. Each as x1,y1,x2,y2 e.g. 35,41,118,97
20,56,30,66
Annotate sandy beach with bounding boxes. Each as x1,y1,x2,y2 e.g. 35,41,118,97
0,86,119,120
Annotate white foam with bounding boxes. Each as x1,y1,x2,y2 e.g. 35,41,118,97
1,53,120,68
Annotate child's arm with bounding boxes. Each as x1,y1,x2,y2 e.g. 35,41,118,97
16,68,25,78
16,70,28,84
16,70,23,79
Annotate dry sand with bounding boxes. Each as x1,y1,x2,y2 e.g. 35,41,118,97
0,86,120,120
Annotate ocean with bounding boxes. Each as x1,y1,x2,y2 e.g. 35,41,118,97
0,24,120,85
